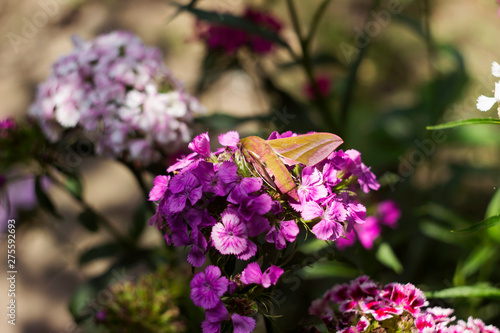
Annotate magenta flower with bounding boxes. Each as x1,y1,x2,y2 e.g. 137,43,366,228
95,310,107,322
382,282,427,316
218,131,240,148
211,210,250,256
194,161,225,196
168,172,203,213
353,216,379,249
0,117,16,138
204,25,248,53
190,266,229,310
186,229,209,267
337,200,400,250
237,193,272,221
148,175,170,201
322,163,341,187
240,262,284,288
335,229,356,250
309,298,334,322
243,8,282,54
167,152,199,173
304,76,331,100
297,166,328,203
377,200,400,228
302,201,345,241
189,132,212,157
202,301,256,333
232,313,257,333
217,162,262,204
265,220,300,250
199,7,281,55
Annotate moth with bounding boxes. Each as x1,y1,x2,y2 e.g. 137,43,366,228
239,132,343,201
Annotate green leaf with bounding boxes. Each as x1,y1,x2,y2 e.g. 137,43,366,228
79,242,122,265
35,175,61,219
419,203,471,228
375,242,403,274
296,315,328,333
426,285,500,300
68,283,96,322
64,173,83,201
486,187,500,218
485,188,500,241
128,203,147,240
426,118,500,130
455,242,496,279
419,220,465,245
77,208,100,232
173,4,291,50
452,215,500,233
194,50,240,94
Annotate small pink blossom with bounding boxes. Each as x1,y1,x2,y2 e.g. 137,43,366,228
240,262,284,288
304,76,331,100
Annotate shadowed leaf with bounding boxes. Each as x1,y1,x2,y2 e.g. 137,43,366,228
426,285,500,300
452,215,500,233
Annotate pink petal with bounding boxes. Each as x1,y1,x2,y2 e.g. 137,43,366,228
240,262,262,285
232,313,256,333
218,131,240,147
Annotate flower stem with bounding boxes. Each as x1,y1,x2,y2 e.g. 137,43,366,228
49,168,137,248
264,315,275,333
124,162,156,214
339,0,380,132
286,0,337,132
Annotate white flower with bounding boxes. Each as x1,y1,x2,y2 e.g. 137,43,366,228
477,81,500,111
477,62,500,113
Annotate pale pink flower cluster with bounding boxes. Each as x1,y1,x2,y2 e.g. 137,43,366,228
30,31,204,165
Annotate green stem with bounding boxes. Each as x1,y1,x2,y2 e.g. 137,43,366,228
339,47,366,130
124,162,156,214
286,0,337,132
422,0,435,77
264,315,275,333
304,0,332,48
49,169,137,248
80,201,136,248
339,0,380,132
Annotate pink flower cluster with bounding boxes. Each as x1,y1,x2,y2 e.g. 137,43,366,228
309,276,500,333
289,137,379,241
150,131,296,267
336,200,400,250
149,130,378,266
0,117,16,138
29,31,204,165
190,264,283,332
199,7,282,54
149,130,379,332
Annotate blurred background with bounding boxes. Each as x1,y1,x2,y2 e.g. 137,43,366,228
1,0,500,332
